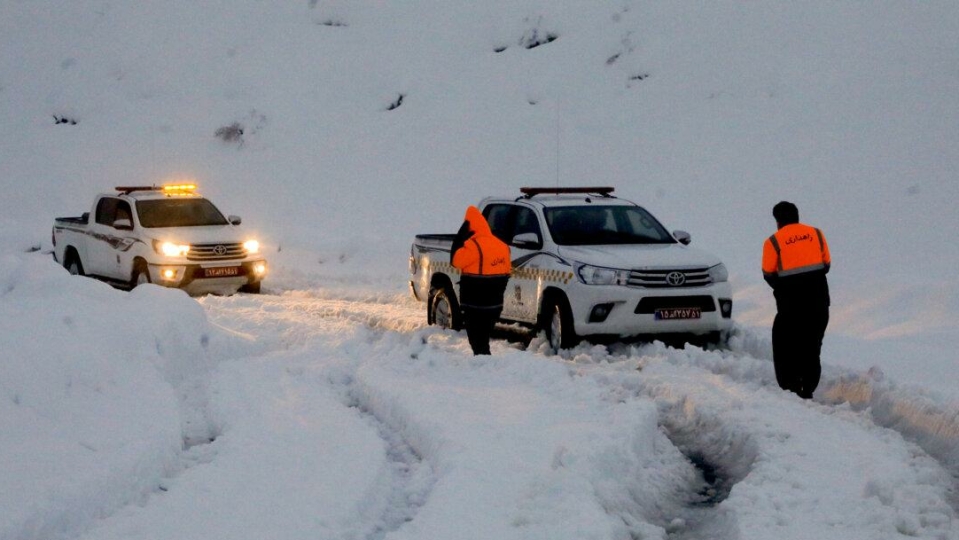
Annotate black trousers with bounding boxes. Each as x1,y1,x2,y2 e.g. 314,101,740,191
772,305,829,399
463,307,501,355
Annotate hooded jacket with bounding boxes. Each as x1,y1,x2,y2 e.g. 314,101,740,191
451,206,511,310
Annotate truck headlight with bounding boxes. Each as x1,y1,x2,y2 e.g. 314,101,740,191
576,263,629,286
153,240,190,257
708,263,729,283
243,239,260,254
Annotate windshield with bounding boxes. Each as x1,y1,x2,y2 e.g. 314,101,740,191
544,205,675,246
136,198,229,228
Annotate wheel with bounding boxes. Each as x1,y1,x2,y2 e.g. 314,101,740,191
64,250,84,276
540,294,578,353
428,283,462,330
131,261,151,288
694,331,725,350
239,282,261,294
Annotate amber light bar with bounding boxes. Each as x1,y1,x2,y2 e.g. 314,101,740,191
162,183,197,193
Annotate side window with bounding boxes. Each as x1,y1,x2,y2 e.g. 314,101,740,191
95,198,120,225
513,207,541,240
483,204,515,243
483,204,542,246
115,201,133,226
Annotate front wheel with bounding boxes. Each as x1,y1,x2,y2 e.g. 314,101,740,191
131,262,151,288
428,283,462,330
239,282,261,294
540,295,578,354
64,250,84,276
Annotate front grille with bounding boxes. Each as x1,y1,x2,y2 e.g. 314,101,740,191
627,268,711,288
635,296,717,314
187,242,246,261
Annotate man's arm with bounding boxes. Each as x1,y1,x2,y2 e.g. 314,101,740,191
450,220,472,264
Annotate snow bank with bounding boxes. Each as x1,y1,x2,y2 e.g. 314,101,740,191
0,250,233,540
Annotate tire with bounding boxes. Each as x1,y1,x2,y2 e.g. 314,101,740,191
131,261,151,288
64,250,84,276
428,283,462,330
540,294,578,354
696,331,725,350
239,282,261,294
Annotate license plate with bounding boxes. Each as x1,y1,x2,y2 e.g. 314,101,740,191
655,307,702,320
204,266,240,277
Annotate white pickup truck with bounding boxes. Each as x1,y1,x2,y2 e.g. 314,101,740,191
409,187,733,351
52,183,267,295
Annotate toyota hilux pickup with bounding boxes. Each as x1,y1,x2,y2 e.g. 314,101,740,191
409,187,733,351
52,183,267,295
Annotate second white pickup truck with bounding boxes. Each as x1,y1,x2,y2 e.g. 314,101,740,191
52,183,267,295
410,187,733,351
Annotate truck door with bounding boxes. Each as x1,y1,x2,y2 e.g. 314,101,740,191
484,203,542,324
88,197,135,280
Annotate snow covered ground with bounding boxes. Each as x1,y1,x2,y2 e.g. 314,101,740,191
2,1,958,539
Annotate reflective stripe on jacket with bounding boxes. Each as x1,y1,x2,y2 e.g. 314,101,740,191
762,223,831,280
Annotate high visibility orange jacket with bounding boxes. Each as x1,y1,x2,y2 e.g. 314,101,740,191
762,223,831,309
452,206,511,277
451,206,511,311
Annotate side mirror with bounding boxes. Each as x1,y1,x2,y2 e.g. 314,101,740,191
512,232,542,250
229,215,242,226
673,230,691,245
114,219,133,231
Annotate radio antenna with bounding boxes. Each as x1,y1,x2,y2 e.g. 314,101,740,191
554,100,560,188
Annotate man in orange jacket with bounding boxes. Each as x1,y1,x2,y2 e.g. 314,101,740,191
451,206,511,355
762,201,831,399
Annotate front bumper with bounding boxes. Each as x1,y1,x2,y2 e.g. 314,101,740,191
565,281,734,338
148,259,267,295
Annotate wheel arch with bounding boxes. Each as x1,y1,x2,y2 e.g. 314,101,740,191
538,286,571,322
427,272,462,330
429,271,456,292
130,256,151,287
62,246,84,274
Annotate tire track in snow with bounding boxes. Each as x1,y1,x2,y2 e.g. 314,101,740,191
200,292,436,540
321,363,435,540
617,336,959,508
205,292,720,539
204,291,959,537
584,339,959,525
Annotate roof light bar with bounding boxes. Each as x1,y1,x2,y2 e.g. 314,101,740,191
520,186,615,198
113,183,199,195
162,183,197,193
115,185,159,194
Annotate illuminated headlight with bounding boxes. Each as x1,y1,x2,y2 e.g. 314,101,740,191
252,262,267,276
243,240,260,254
576,263,629,286
708,263,729,283
159,267,180,281
153,240,190,257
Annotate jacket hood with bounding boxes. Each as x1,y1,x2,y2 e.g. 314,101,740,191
463,205,492,237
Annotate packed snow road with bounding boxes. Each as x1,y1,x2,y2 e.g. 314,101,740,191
77,287,958,540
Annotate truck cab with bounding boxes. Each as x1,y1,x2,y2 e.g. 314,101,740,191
53,183,267,295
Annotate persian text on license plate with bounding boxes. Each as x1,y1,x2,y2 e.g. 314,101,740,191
204,266,240,277
655,307,702,320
